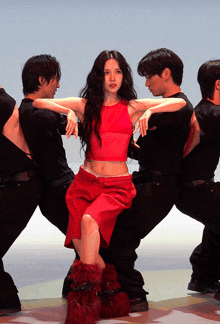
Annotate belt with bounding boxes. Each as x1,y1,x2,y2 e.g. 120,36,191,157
184,178,214,188
50,171,74,186
0,170,36,184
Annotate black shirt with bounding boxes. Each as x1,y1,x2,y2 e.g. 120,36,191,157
19,98,72,183
0,135,35,177
0,89,35,176
181,99,220,182
137,92,193,175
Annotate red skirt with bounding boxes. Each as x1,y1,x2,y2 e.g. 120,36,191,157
65,167,136,248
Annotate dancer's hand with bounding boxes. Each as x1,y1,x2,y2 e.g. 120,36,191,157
66,109,78,138
133,109,152,136
131,138,140,149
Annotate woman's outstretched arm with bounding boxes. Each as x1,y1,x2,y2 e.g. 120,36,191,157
33,97,86,138
130,97,186,136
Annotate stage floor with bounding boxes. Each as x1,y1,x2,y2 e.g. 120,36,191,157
0,269,219,324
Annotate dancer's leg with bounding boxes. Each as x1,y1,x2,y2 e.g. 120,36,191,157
66,215,105,323
72,214,105,269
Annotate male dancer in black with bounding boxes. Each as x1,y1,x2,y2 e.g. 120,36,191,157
0,87,42,316
19,54,75,292
176,60,220,299
99,48,193,311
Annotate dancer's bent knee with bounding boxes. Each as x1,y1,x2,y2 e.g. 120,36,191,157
81,214,99,236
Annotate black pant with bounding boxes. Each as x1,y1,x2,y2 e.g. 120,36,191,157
0,175,42,295
100,171,178,299
189,227,220,282
176,180,220,281
39,172,75,235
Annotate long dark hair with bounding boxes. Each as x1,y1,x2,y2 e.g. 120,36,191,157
79,50,137,154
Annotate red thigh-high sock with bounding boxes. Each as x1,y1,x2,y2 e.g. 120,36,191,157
100,264,130,318
65,260,102,324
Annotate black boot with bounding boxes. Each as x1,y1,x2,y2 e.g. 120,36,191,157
0,273,21,316
214,284,220,301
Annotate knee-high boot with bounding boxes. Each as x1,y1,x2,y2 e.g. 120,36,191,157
65,260,102,324
100,264,130,318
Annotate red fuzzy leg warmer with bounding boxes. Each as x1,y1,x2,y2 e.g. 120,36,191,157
100,264,130,318
65,260,102,324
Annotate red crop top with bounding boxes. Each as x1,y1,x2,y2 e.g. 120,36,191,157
86,100,133,162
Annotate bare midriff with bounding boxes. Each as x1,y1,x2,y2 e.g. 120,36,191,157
84,159,128,177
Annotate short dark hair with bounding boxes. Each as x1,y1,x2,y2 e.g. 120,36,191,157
197,60,220,100
137,48,183,86
22,54,61,95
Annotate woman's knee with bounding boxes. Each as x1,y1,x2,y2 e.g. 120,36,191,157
81,214,98,236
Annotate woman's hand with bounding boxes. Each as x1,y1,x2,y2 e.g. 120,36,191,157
66,110,78,139
134,109,152,137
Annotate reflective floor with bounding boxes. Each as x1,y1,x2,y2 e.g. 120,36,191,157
0,269,219,324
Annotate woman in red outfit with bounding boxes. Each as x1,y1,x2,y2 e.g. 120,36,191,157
33,50,186,323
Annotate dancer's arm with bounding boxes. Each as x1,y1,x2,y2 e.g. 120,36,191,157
33,97,86,138
130,97,186,136
136,97,186,113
